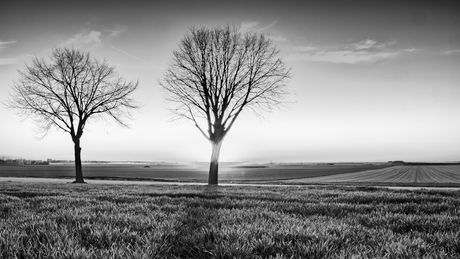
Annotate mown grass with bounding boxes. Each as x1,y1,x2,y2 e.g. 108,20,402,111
1,182,459,258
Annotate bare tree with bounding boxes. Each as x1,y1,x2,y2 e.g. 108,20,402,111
161,25,291,185
7,47,140,183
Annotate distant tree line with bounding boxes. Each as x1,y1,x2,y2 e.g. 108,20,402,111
388,160,460,165
0,155,49,166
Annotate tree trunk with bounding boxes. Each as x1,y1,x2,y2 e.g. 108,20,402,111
208,140,223,185
73,138,85,183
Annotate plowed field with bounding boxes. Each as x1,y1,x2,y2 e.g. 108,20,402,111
287,165,460,184
0,163,392,181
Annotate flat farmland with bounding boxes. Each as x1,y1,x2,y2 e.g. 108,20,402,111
287,165,460,185
0,163,392,182
3,163,460,186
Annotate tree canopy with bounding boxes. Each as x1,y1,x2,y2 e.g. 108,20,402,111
161,25,291,184
7,47,140,182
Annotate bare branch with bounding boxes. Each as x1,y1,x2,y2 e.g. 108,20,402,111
6,47,141,139
160,25,291,143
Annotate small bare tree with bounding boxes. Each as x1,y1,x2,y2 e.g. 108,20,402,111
7,47,140,183
161,25,291,185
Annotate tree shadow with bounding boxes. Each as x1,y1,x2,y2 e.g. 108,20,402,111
155,185,223,258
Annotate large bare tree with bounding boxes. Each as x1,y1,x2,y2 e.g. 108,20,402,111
7,47,140,183
161,25,291,185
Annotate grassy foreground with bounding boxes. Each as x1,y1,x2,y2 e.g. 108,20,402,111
1,182,460,258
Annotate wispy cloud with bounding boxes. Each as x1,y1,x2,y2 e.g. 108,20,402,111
0,40,22,65
240,20,277,33
62,25,125,49
109,45,149,63
291,45,318,52
269,35,289,42
241,20,288,44
109,44,162,70
106,24,126,39
288,39,404,64
0,40,17,49
240,21,259,32
290,50,398,64
445,49,460,55
352,39,378,50
62,30,102,49
352,39,396,50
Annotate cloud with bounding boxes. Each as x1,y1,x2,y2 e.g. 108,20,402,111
108,29,122,38
63,31,101,48
106,24,126,38
269,35,289,42
240,21,259,33
445,49,460,55
0,40,17,49
109,45,162,70
352,39,396,50
0,40,21,65
241,20,288,44
109,45,149,63
61,25,126,50
291,50,398,64
352,39,378,49
240,20,277,33
292,45,318,52
288,39,402,64
62,30,102,49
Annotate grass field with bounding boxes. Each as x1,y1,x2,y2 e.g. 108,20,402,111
1,182,460,258
0,162,392,182
287,165,460,186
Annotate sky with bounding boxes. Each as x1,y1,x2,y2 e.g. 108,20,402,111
1,0,459,163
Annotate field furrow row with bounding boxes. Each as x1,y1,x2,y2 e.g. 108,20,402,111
291,165,460,184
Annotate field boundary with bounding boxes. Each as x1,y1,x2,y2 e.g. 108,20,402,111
2,177,460,190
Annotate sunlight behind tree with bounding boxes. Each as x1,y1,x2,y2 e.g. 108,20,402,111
6,47,140,183
161,25,291,185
